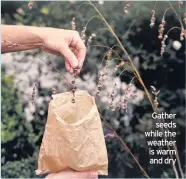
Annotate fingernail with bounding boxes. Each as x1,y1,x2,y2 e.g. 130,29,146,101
73,60,78,69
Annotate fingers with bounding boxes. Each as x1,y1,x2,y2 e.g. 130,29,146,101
45,170,98,179
75,41,86,70
70,32,86,73
65,61,73,74
59,45,78,69
75,171,98,178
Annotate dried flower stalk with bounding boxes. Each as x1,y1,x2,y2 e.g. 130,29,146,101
28,1,34,10
108,83,117,111
150,86,160,108
150,9,156,28
96,49,112,96
71,17,76,30
31,82,38,104
160,34,168,56
80,26,87,43
71,69,78,103
124,0,130,14
87,33,96,48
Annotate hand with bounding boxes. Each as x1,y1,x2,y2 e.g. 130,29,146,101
40,28,86,75
45,170,98,179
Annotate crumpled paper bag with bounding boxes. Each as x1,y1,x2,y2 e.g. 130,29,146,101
36,90,108,175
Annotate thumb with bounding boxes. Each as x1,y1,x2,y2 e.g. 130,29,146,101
59,45,78,69
74,171,98,178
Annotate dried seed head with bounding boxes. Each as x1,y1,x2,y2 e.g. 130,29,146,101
113,61,125,73
96,50,112,97
150,9,156,28
106,49,112,60
158,20,166,39
28,1,34,9
160,34,168,56
151,85,160,108
71,98,75,103
71,68,78,103
99,71,105,77
124,0,130,14
180,29,185,41
178,1,183,5
116,82,137,112
31,82,38,104
108,83,117,110
96,91,100,96
71,17,76,30
80,26,87,43
52,87,56,95
87,33,96,48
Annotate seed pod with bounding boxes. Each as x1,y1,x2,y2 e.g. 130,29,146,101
52,87,56,95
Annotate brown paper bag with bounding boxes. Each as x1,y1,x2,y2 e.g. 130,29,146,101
36,90,108,175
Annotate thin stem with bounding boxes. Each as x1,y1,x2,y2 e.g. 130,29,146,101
88,3,183,178
178,1,181,19
38,57,72,87
89,1,156,112
96,27,112,35
166,27,182,35
130,75,137,84
162,7,172,21
118,69,127,78
89,44,122,60
79,2,183,178
173,166,180,179
153,1,158,10
168,1,184,29
101,44,118,65
74,2,91,18
100,114,150,179
174,144,184,179
85,15,102,27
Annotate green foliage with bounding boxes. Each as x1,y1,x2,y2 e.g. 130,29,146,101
1,71,39,178
1,1,185,178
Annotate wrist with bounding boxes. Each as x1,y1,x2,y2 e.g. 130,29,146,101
27,26,45,48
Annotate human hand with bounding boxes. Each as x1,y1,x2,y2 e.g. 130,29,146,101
45,170,98,179
38,28,86,75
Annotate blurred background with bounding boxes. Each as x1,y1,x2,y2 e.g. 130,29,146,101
1,1,185,178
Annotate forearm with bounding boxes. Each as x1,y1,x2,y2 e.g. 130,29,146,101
2,25,44,53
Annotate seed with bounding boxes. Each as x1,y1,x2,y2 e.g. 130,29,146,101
71,98,75,103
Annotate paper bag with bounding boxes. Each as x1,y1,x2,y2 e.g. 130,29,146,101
36,90,108,175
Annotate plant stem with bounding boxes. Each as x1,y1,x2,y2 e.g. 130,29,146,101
89,1,157,112
100,114,150,179
87,2,183,178
168,1,184,29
